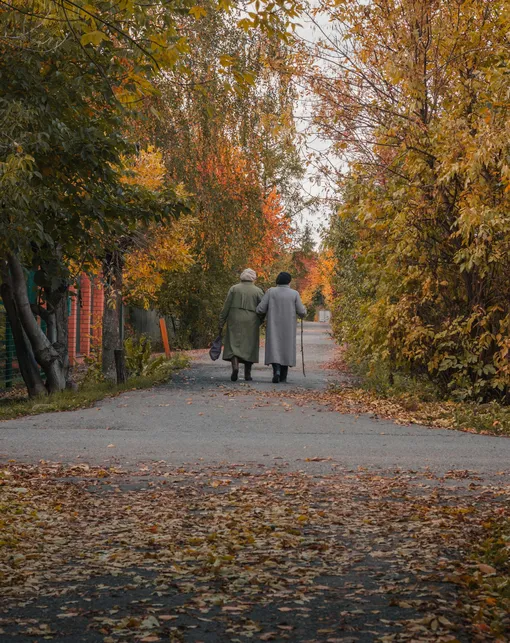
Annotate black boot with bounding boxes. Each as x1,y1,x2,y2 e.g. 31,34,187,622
244,363,253,381
280,366,288,383
231,356,239,382
272,363,281,383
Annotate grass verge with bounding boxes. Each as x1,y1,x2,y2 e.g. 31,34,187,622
0,354,190,422
325,348,510,436
318,387,510,437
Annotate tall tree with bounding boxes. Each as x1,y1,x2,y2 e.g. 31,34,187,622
311,0,510,400
0,12,183,392
141,5,304,346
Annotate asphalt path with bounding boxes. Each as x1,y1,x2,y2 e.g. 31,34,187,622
1,322,509,476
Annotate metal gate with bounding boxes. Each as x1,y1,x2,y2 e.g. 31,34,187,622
0,305,23,391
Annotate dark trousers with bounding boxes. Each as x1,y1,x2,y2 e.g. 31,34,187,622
271,364,288,382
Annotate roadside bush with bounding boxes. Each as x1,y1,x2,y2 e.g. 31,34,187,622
125,334,152,376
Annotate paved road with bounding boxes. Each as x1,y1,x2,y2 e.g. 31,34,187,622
1,322,509,475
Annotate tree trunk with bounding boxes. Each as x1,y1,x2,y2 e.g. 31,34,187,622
32,292,72,389
114,348,127,384
7,253,66,393
0,267,47,398
102,250,124,382
49,282,72,389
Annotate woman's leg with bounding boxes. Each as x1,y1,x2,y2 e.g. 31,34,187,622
280,365,288,382
231,356,239,381
272,363,281,383
244,362,253,381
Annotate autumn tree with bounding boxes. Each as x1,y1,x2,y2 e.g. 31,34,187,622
122,148,193,311
143,5,304,346
99,147,189,381
300,249,334,319
0,14,180,393
311,0,510,401
0,0,303,393
248,188,294,284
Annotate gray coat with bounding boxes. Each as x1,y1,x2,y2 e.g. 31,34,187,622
256,285,306,366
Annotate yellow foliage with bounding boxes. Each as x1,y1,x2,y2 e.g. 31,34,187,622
121,147,193,307
316,0,510,400
124,218,194,309
121,146,165,191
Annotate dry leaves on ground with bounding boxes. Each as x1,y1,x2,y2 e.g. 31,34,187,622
1,462,508,641
230,384,510,437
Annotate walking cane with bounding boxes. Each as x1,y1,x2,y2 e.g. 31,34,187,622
301,318,306,377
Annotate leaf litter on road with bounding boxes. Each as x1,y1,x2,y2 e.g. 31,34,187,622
0,462,508,641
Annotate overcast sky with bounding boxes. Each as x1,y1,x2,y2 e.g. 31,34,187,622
293,10,339,244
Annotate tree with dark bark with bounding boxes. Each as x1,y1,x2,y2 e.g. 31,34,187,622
1,0,302,394
0,16,184,394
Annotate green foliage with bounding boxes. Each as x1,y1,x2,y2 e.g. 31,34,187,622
124,334,190,377
146,352,190,377
125,335,153,377
158,264,236,349
346,354,441,403
324,205,372,348
451,402,510,437
0,21,184,268
296,224,316,257
83,352,105,384
304,285,325,321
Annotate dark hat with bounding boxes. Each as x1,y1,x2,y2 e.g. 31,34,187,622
276,272,292,285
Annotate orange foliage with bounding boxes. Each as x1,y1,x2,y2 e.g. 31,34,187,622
294,254,317,296
193,143,263,268
249,187,293,280
122,144,292,304
300,250,335,309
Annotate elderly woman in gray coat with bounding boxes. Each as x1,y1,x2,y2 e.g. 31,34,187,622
256,272,306,383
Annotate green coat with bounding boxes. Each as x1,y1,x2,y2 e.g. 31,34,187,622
219,282,264,363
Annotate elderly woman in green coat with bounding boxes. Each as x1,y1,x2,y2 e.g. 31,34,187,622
219,269,264,382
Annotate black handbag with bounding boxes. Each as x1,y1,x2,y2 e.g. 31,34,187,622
209,334,223,361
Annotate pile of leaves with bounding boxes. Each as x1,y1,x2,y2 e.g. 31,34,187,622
316,387,510,437
1,462,508,641
461,516,510,639
316,347,510,437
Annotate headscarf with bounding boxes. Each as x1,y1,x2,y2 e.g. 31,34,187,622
240,268,257,282
276,272,292,285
